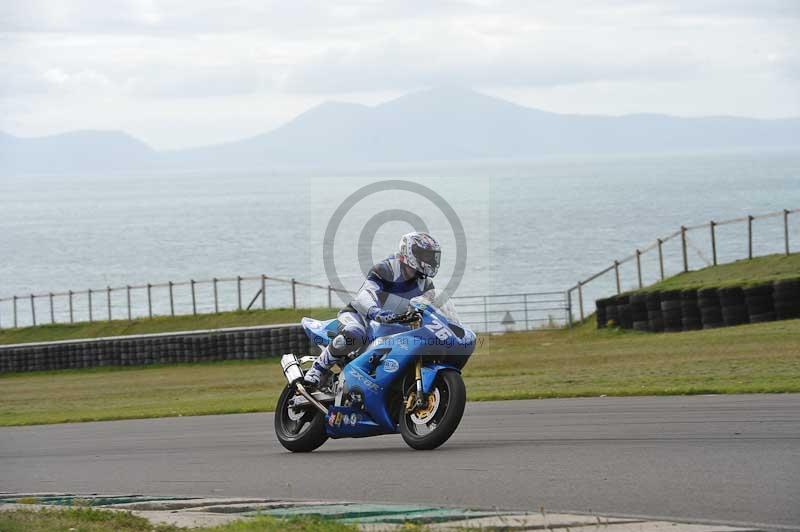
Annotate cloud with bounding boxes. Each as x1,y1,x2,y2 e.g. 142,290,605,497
1,0,798,146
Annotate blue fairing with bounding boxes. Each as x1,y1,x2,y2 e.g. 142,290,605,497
301,317,340,348
318,300,476,438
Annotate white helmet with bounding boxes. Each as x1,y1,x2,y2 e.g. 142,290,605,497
398,232,441,278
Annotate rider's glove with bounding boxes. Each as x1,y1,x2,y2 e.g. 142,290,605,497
367,306,398,323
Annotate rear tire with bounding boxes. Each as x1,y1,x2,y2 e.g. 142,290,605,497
400,370,466,451
274,385,328,452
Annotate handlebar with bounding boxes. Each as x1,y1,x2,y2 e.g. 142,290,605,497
379,309,422,324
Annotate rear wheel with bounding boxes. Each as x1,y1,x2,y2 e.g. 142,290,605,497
274,385,328,452
400,369,465,450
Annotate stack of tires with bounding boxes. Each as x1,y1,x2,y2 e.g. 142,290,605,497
744,284,775,323
594,277,800,333
595,298,609,329
617,295,633,329
681,289,702,331
660,290,683,332
646,293,664,332
774,279,800,320
605,298,620,327
718,287,748,327
629,294,649,331
697,288,724,329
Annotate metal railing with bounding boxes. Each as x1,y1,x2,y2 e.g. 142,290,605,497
0,274,351,330
0,267,570,334
566,207,799,322
451,292,570,334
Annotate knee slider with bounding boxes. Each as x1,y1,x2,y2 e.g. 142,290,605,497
330,325,366,357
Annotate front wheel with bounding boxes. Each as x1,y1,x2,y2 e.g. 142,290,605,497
400,369,466,450
274,385,328,452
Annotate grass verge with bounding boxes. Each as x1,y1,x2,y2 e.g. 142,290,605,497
0,507,357,532
637,252,800,292
0,308,336,346
1,317,798,426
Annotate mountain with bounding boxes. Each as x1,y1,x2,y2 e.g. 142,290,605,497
3,88,800,174
0,130,155,174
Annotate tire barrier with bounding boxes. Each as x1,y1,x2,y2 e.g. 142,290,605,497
681,289,702,331
595,298,609,329
594,277,800,333
0,323,317,374
774,279,800,320
697,288,724,329
605,298,620,327
744,284,775,324
718,287,749,327
629,294,649,332
660,290,683,332
646,292,664,332
616,295,633,329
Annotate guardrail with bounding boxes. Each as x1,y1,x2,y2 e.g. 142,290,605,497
451,292,570,333
0,274,350,330
566,207,798,322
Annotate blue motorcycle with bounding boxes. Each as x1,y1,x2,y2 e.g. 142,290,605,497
275,291,476,452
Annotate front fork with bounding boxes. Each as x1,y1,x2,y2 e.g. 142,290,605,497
405,357,428,412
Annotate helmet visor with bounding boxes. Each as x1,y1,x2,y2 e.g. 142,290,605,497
411,243,441,270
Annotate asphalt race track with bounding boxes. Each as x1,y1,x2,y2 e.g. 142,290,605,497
2,395,798,530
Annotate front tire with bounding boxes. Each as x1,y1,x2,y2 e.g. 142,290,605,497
274,385,328,452
400,369,466,450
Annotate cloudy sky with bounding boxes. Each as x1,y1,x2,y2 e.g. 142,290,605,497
1,0,799,149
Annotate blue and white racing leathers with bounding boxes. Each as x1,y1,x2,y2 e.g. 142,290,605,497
323,254,434,362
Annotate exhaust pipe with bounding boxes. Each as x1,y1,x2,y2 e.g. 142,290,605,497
281,354,328,416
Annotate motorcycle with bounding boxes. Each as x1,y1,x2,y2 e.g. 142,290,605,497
275,290,476,452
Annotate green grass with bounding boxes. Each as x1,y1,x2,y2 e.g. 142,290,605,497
636,252,800,292
2,317,798,426
0,308,336,346
0,507,357,532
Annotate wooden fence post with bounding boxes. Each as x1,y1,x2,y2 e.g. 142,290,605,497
785,209,791,256
107,286,112,321
635,249,642,288
747,215,754,259
681,226,688,272
657,238,664,280
13,295,18,328
566,289,573,328
213,278,219,313
191,280,197,315
169,281,174,316
327,286,332,308
710,221,717,266
88,289,93,323
523,293,529,330
68,291,73,323
147,283,152,318
49,293,55,324
30,294,36,326
483,295,489,332
614,261,621,294
577,281,584,321
261,275,266,310
291,278,297,309
237,276,242,310
126,285,132,320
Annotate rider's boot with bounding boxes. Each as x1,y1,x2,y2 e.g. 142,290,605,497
303,346,337,387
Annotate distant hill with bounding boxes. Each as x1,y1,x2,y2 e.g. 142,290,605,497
0,130,155,174
3,88,800,174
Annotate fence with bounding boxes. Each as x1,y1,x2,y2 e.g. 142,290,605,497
0,274,350,330
451,292,570,334
566,208,799,322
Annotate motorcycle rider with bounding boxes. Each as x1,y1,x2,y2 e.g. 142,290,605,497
303,231,441,387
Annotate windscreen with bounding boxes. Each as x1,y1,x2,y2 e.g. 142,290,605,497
411,289,462,325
